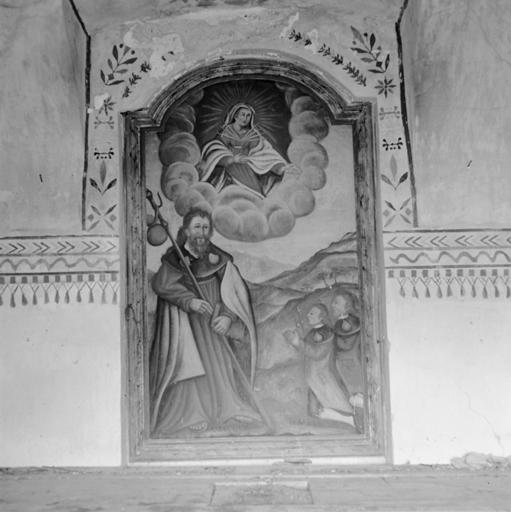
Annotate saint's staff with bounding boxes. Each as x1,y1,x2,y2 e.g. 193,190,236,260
146,189,274,433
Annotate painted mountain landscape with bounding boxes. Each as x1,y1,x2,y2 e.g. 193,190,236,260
146,233,364,438
245,232,363,436
250,232,359,369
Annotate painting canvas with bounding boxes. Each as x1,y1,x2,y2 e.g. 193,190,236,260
144,79,365,440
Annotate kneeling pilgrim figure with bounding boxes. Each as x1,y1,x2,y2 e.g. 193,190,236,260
284,304,356,428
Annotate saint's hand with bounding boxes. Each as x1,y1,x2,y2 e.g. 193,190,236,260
189,299,214,317
233,154,250,164
283,329,301,347
212,315,232,335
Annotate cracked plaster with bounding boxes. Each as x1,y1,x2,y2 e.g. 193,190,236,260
124,27,184,78
73,0,403,33
402,0,511,228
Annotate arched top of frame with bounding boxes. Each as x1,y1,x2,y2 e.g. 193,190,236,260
145,55,362,129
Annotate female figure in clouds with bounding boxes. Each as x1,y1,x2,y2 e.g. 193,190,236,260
199,103,299,198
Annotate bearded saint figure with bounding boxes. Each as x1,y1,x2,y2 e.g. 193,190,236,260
199,102,298,198
149,207,260,436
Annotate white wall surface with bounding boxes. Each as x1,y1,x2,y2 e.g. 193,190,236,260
387,284,511,464
0,303,122,466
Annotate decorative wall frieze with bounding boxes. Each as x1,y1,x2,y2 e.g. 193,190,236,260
384,230,511,299
0,235,119,307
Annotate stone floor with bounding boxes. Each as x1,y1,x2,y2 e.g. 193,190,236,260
1,464,511,511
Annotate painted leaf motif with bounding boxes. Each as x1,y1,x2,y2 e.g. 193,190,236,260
400,214,412,224
400,197,412,209
112,45,118,61
397,172,409,186
104,179,117,192
369,33,376,49
116,69,128,74
100,69,106,84
109,80,125,86
370,69,383,74
390,155,398,178
123,57,138,65
384,215,396,227
105,204,117,215
361,57,373,63
107,58,113,70
352,47,367,54
351,26,365,44
91,205,101,215
99,161,107,185
384,54,390,70
90,178,101,192
384,200,396,211
381,174,393,187
88,220,100,231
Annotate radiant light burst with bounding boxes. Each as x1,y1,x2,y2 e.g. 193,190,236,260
195,81,288,149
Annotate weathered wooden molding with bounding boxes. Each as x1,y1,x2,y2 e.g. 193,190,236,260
123,56,390,463
148,55,353,127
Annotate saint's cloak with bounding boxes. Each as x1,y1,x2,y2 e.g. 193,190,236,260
149,243,259,436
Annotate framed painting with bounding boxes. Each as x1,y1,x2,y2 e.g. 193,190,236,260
123,58,390,462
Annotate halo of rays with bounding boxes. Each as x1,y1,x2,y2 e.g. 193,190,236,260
193,81,292,155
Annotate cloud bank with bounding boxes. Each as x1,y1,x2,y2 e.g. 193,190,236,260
157,84,331,242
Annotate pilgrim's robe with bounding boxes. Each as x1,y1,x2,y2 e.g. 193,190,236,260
302,325,353,418
334,314,364,394
149,244,259,437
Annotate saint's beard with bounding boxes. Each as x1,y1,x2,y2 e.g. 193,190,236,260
187,233,211,258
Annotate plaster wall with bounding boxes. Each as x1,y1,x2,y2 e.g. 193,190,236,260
401,0,511,228
386,285,511,464
0,0,510,467
0,303,122,466
0,0,85,235
389,0,511,462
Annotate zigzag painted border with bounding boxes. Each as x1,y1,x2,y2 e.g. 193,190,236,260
0,235,120,307
0,235,118,255
2,230,510,304
0,235,120,275
384,229,511,299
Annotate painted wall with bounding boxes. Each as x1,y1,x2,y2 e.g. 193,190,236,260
0,0,510,466
0,0,122,467
392,0,511,463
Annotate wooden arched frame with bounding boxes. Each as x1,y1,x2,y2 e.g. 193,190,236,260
122,57,391,463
